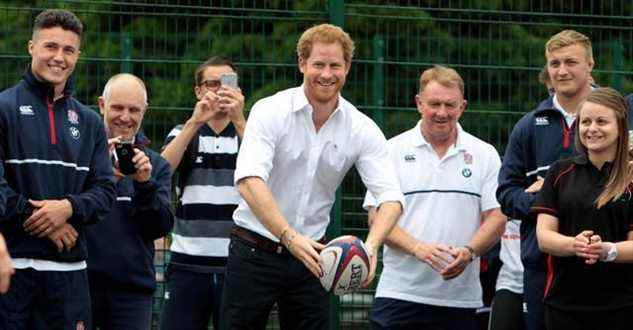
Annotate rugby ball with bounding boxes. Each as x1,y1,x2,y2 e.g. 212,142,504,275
319,235,370,295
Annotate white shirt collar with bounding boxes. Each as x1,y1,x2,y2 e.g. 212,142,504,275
552,94,576,128
553,85,596,127
413,120,467,151
292,84,343,116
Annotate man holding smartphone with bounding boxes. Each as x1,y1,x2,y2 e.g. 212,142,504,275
86,73,174,330
160,56,245,330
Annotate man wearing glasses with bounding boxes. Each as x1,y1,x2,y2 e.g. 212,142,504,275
160,56,245,330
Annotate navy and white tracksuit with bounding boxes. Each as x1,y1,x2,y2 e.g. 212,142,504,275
0,69,116,329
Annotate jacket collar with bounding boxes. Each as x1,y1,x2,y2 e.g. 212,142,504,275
572,153,613,173
22,67,75,102
572,153,588,165
533,95,556,115
535,85,600,117
134,131,151,147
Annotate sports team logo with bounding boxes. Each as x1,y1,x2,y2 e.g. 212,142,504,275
68,109,79,125
463,152,473,165
70,127,80,140
19,105,34,115
535,116,549,125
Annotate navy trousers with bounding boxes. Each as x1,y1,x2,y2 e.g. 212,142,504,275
160,265,224,330
0,268,91,330
89,283,152,330
523,266,546,330
370,297,478,330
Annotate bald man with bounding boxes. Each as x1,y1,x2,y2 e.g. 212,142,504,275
85,73,174,330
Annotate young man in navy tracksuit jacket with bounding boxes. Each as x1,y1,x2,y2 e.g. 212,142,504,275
0,9,116,329
86,73,174,330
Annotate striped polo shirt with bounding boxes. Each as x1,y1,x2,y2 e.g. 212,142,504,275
164,122,239,272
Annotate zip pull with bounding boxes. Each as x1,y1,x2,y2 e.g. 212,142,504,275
46,96,58,145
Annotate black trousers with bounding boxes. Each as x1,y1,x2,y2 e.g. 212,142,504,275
545,304,633,330
220,236,329,330
488,289,526,330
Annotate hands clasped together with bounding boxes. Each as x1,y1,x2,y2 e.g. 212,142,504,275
23,199,75,253
414,243,475,280
572,230,612,264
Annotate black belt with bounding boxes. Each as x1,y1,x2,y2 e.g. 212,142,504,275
231,226,326,255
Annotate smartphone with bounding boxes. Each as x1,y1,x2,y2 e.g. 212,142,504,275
114,142,136,175
220,72,238,89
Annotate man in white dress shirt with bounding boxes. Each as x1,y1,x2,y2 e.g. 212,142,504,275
220,23,404,330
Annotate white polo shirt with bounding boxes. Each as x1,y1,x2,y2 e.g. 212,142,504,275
364,121,501,308
234,86,404,241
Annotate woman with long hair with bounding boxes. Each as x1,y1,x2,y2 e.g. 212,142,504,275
532,87,633,330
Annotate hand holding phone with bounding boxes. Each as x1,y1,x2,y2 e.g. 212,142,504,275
114,142,137,175
220,72,238,89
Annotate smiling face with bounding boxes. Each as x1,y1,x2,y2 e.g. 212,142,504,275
99,77,147,140
416,80,466,145
578,101,619,159
299,41,350,108
29,26,80,95
546,44,594,100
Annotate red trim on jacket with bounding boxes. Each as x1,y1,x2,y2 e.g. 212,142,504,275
46,97,57,145
553,163,575,187
544,254,555,299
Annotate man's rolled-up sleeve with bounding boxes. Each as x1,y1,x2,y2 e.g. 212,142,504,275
356,123,404,210
234,100,279,184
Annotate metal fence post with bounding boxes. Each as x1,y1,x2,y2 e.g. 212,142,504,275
122,32,132,73
611,41,623,91
329,0,344,27
327,2,344,330
373,35,385,129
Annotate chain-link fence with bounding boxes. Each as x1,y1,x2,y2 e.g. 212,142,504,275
2,1,633,329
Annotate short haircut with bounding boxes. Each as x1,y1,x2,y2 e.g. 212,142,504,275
419,65,464,96
32,9,83,38
545,30,592,60
194,56,237,87
102,73,148,106
297,24,355,64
